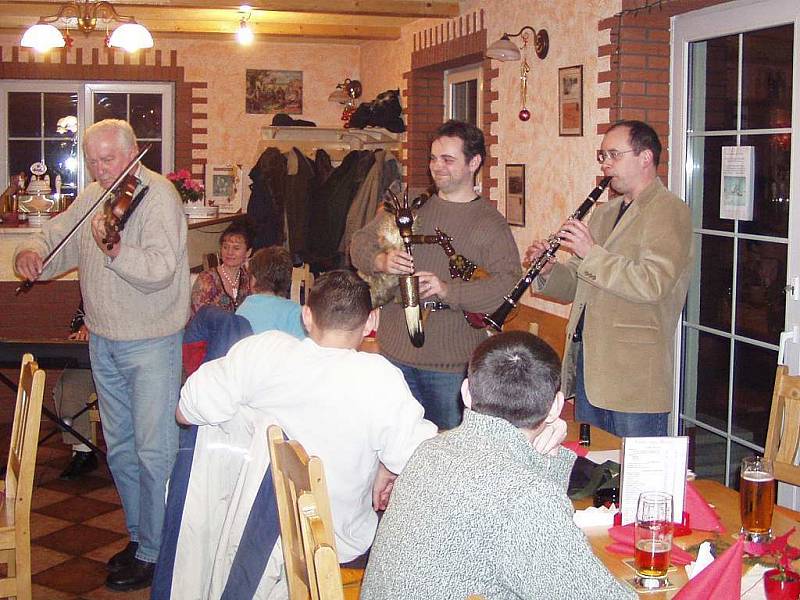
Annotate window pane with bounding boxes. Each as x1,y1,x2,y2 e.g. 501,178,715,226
93,93,127,122
732,342,777,449
694,331,730,429
689,427,727,483
141,142,162,174
736,239,785,344
741,25,793,130
451,80,477,126
687,135,736,232
698,235,733,331
44,93,78,138
130,94,162,140
44,140,78,195
688,34,738,131
9,92,41,137
738,134,791,238
8,140,41,183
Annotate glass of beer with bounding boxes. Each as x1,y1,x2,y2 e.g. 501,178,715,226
634,492,673,586
739,456,776,542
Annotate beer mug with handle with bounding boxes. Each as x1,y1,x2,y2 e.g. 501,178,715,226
739,456,775,543
635,492,674,587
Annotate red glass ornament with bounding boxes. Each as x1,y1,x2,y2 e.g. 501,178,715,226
518,109,531,122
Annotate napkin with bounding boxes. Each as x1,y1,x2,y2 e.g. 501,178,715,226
684,481,724,532
685,541,715,579
562,441,589,457
672,537,743,599
605,524,693,565
573,505,618,529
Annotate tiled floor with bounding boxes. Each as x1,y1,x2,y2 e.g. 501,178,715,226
2,403,151,599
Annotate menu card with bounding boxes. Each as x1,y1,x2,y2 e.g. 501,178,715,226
619,436,689,525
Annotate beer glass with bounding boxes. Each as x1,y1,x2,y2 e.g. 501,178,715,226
739,456,776,542
634,492,673,584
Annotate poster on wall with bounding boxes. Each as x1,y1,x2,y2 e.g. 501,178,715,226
558,65,583,136
719,146,754,221
246,69,303,114
505,164,526,227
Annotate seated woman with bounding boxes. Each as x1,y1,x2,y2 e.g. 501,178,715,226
191,218,254,315
236,246,305,339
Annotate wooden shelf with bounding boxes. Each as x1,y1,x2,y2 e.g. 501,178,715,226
260,126,401,150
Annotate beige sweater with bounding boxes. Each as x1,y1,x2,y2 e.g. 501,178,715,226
14,165,190,341
350,194,520,372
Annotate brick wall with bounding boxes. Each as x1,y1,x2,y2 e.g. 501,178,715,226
403,11,499,197
597,0,731,179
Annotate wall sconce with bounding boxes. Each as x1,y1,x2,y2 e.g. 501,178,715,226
236,5,254,45
486,26,549,61
20,1,154,53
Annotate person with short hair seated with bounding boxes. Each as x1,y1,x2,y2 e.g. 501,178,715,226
361,331,636,600
235,246,305,338
171,271,437,596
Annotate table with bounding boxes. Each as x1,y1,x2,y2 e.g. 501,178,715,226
566,422,800,598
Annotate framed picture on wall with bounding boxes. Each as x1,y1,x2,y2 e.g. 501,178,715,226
558,65,583,136
505,164,526,227
205,164,243,213
245,69,303,114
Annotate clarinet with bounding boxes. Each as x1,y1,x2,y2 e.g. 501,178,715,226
483,176,613,332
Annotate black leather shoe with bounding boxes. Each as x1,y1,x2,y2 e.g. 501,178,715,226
107,541,139,573
105,557,155,591
59,450,98,480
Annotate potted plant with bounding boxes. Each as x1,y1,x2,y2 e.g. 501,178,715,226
754,528,800,600
167,169,204,204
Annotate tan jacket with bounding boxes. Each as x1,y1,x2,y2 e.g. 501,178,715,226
537,178,693,413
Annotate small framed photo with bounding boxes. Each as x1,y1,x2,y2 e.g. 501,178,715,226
205,164,243,213
505,164,526,227
558,65,583,136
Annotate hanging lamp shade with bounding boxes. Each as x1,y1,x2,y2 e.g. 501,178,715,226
108,23,153,52
21,23,66,52
486,35,521,61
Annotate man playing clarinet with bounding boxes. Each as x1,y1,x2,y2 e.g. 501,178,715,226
527,120,693,438
351,120,520,430
14,119,189,591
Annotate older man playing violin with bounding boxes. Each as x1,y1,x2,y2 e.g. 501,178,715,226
14,118,189,592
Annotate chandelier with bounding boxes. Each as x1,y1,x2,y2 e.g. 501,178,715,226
21,1,154,53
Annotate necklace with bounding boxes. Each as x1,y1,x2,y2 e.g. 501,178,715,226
218,265,241,306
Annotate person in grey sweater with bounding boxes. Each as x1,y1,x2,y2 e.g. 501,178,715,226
15,119,189,592
361,332,636,600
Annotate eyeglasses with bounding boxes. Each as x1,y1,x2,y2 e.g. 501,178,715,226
596,148,635,164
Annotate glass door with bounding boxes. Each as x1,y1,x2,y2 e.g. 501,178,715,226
672,1,799,494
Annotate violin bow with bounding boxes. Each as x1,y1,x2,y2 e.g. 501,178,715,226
16,144,150,295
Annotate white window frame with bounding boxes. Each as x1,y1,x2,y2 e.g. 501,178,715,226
444,64,483,128
0,80,174,191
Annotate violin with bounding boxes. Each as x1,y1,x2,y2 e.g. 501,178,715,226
15,144,151,294
100,172,148,250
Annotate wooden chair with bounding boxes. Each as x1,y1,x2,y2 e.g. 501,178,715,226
0,353,46,600
267,425,363,600
88,392,101,446
291,264,314,305
764,365,800,486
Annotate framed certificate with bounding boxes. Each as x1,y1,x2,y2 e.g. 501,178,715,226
205,164,243,213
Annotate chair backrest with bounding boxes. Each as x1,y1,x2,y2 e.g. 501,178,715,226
291,264,314,305
764,365,800,486
5,353,46,516
267,425,344,600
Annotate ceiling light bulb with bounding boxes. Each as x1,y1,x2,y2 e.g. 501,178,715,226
237,19,254,45
21,23,66,52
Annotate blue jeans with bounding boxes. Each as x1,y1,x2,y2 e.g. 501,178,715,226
574,342,668,437
390,360,465,430
89,331,182,563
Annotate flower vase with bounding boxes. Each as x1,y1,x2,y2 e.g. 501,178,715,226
764,569,800,600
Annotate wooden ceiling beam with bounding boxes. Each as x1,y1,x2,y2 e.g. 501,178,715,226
0,0,459,19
